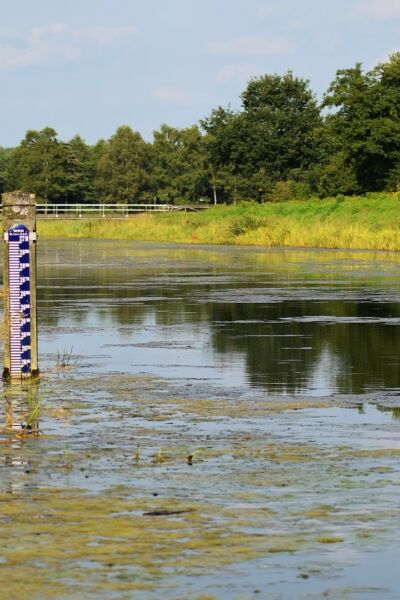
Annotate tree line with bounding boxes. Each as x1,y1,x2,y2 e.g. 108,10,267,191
1,53,400,205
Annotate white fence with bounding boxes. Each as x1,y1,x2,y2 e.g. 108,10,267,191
33,203,206,218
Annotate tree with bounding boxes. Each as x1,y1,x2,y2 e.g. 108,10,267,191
95,126,150,203
240,72,322,178
201,107,242,203
8,128,71,202
322,53,400,193
150,124,210,203
64,135,96,203
202,72,322,201
0,147,12,194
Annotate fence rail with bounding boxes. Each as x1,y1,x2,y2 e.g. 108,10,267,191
25,203,209,218
0,202,211,219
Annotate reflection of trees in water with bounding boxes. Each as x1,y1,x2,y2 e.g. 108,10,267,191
39,269,151,327
329,321,400,393
208,299,400,393
207,301,321,394
37,256,400,394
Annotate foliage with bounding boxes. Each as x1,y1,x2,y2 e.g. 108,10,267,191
322,53,400,193
8,128,73,202
95,125,150,203
240,72,322,178
0,147,12,194
65,135,96,203
2,54,400,203
150,124,209,203
267,180,312,203
202,72,322,202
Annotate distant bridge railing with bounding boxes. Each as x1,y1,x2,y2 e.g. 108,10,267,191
31,203,209,218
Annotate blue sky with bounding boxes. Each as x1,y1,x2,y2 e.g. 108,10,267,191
0,0,399,146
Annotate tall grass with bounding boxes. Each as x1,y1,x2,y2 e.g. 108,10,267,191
32,192,400,251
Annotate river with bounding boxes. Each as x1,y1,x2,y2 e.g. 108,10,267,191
1,240,400,599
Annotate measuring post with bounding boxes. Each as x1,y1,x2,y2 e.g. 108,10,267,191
2,191,39,380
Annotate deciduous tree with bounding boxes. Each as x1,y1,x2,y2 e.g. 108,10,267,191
322,53,400,192
151,124,209,203
95,126,150,203
9,127,71,202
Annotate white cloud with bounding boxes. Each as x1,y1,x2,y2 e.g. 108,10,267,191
207,35,291,57
356,0,400,19
152,85,191,103
215,63,264,84
0,23,138,70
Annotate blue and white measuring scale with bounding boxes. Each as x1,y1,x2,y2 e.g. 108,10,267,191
7,224,32,377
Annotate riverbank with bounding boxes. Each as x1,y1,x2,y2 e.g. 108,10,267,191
36,192,400,251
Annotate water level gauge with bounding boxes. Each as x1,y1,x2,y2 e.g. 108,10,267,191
7,224,31,376
2,191,38,381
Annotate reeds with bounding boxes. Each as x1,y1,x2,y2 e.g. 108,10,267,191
56,347,79,371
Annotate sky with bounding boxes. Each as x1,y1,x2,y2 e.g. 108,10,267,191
0,0,399,147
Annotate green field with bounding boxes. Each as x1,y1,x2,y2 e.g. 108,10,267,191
35,192,400,251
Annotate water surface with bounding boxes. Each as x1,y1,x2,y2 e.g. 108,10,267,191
1,240,400,600
36,241,400,395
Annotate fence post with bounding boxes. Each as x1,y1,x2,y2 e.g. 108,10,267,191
2,191,39,381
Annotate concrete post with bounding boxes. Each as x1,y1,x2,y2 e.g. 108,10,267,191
2,191,39,380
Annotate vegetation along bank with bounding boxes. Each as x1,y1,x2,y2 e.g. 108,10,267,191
36,193,400,252
2,52,400,251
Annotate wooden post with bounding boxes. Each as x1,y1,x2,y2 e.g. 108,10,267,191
2,191,39,380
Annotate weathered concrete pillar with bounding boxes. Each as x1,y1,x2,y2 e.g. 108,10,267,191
2,191,39,380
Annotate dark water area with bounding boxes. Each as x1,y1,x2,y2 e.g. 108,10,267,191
1,240,400,600
38,240,400,396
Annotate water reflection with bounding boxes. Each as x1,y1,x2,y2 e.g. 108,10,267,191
3,384,40,434
10,241,400,394
1,384,40,494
